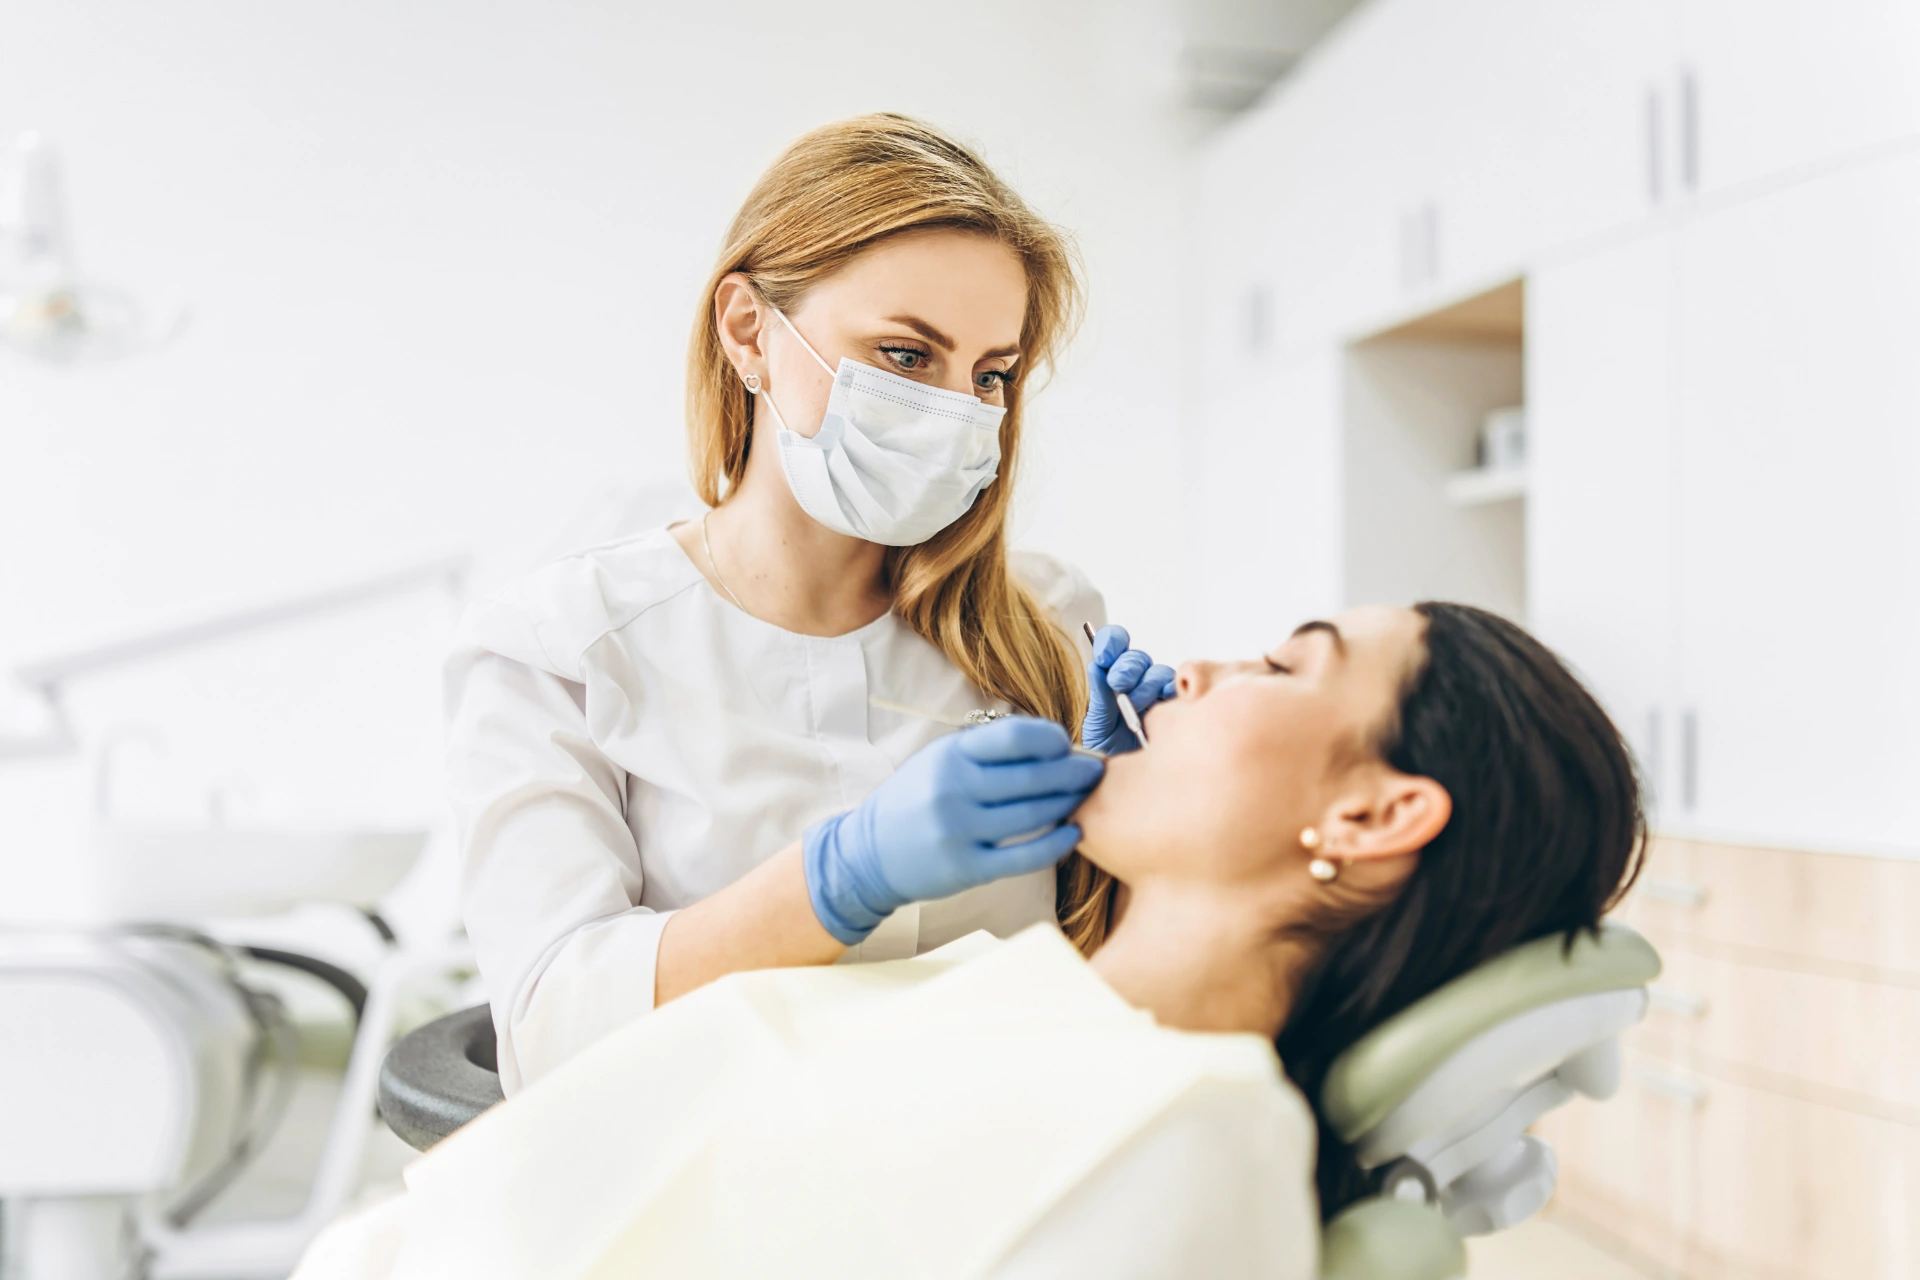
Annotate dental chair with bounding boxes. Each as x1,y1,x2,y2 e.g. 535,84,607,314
0,917,475,1280
377,923,1660,1280
1316,921,1661,1280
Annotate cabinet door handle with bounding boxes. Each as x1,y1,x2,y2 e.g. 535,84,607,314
1423,202,1440,283
1399,203,1441,289
1645,86,1665,203
1639,1068,1708,1108
1641,876,1709,908
1645,708,1664,809
1679,68,1699,191
1681,710,1698,812
1649,985,1709,1019
1398,208,1417,290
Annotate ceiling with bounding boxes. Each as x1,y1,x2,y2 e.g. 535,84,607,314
1172,0,1368,114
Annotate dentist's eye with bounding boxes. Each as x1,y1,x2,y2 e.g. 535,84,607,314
975,368,1014,392
879,345,929,372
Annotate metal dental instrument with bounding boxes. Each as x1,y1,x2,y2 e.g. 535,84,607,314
1083,621,1148,747
868,697,1105,759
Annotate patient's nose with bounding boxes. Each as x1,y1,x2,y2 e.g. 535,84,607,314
1175,660,1218,699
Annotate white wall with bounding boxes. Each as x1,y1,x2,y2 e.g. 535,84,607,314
0,0,1201,927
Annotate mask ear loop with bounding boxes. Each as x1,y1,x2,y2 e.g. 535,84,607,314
740,305,835,435
739,370,785,433
771,306,838,377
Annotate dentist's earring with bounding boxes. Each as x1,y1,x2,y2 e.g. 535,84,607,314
1301,827,1340,883
742,372,762,394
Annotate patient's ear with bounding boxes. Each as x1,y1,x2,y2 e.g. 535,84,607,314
1318,768,1452,862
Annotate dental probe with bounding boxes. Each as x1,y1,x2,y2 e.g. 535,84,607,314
1082,622,1149,746
868,697,1105,759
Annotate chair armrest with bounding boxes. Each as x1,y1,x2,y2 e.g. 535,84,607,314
377,1003,503,1151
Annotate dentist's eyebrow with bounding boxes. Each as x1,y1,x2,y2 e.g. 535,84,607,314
886,315,957,351
884,314,1022,361
1290,620,1348,658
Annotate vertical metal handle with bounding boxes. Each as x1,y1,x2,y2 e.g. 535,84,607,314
1681,709,1698,812
1398,208,1416,290
1645,87,1665,203
1423,202,1440,284
1645,708,1664,807
1398,203,1441,289
1245,282,1272,352
1679,68,1699,191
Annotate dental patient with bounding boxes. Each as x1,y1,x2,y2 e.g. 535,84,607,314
295,602,1643,1280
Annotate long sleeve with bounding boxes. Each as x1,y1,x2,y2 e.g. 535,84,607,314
446,647,674,1093
439,531,1111,1092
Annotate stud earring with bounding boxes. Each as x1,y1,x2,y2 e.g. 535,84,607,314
742,372,762,394
1300,827,1338,882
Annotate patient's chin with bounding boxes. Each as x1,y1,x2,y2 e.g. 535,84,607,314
1071,752,1141,869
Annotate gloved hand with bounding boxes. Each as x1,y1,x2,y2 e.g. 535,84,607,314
804,716,1104,946
1081,624,1176,755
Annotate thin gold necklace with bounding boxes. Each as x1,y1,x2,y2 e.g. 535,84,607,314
700,510,750,613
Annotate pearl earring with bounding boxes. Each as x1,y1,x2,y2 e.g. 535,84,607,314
742,372,762,393
1300,827,1339,882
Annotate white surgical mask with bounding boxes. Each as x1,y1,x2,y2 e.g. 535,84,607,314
748,309,1006,546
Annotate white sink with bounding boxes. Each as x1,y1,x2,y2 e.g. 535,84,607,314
88,827,427,920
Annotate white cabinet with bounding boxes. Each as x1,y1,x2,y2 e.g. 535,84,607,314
1201,0,1683,347
1674,151,1920,853
1680,0,1920,197
1429,0,1678,290
1193,0,1920,859
1526,229,1681,816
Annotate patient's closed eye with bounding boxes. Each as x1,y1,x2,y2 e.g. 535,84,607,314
1265,658,1293,675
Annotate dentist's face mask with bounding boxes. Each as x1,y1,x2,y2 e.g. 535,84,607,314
749,308,1007,547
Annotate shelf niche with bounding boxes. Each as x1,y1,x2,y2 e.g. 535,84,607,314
1342,278,1527,622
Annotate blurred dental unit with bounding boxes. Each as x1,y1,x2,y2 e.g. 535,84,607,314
5,0,1920,1278
1,131,478,1268
0,560,477,1280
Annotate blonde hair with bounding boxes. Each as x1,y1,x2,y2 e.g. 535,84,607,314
686,113,1116,953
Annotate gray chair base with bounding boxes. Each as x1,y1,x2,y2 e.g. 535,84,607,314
377,1003,503,1151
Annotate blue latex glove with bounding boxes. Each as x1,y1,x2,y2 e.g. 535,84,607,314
803,716,1104,946
1081,624,1176,755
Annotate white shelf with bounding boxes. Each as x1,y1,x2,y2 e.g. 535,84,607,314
1444,465,1527,506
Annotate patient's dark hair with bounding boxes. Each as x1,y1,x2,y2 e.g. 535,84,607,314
1275,602,1645,1221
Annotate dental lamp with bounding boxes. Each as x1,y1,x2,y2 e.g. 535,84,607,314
0,132,186,363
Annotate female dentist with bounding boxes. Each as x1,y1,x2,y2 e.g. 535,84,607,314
445,114,1175,1092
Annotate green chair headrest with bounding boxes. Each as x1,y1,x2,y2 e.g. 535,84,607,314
1320,1198,1465,1280
1320,923,1661,1143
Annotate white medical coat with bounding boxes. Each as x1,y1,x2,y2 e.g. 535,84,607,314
444,525,1103,1091
291,927,1319,1280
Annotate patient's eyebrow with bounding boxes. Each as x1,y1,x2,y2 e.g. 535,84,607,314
1291,620,1347,658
